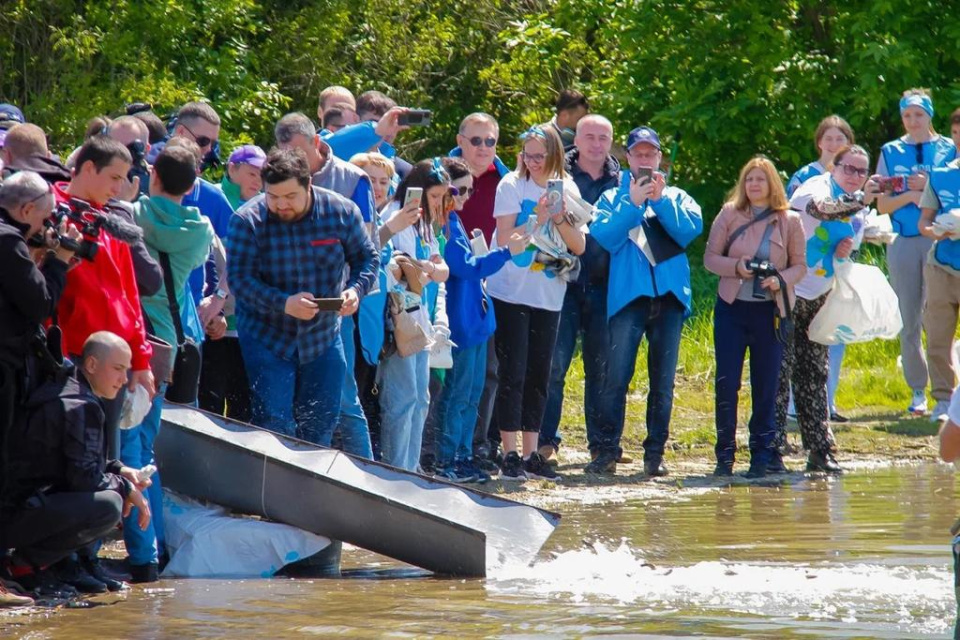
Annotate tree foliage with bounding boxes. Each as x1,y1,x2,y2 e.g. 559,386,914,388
2,0,960,217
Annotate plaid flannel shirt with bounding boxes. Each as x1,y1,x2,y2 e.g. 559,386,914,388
228,186,379,363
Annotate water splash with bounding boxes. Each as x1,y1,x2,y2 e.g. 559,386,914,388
487,540,955,636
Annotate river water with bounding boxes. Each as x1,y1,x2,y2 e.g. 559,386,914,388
3,463,958,638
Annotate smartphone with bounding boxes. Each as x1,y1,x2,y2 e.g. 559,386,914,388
309,297,344,312
546,179,564,216
469,229,489,257
632,167,654,185
878,175,907,193
404,186,423,207
398,109,432,127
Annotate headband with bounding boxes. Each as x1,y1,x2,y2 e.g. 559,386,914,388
430,157,449,183
899,94,934,118
518,126,546,141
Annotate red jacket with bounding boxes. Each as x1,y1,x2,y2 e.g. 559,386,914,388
53,184,152,371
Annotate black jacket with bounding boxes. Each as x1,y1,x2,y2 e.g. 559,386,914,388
0,209,69,367
565,149,622,286
2,370,130,510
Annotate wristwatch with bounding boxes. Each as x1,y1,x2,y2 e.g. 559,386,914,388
214,287,228,300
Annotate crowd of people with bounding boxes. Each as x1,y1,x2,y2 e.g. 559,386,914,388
1,84,960,604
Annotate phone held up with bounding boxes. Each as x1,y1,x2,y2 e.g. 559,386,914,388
632,167,654,185
398,109,432,127
878,175,907,193
545,179,564,216
404,186,423,208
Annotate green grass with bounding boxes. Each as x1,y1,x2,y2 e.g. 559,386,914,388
555,248,943,462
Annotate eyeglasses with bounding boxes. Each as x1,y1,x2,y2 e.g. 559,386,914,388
465,136,497,148
836,163,868,178
522,152,547,164
180,122,216,149
451,185,474,198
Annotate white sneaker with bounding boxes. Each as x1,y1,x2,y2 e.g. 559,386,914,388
908,390,928,415
931,400,950,423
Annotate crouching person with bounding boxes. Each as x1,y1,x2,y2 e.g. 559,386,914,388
589,126,702,476
0,332,151,597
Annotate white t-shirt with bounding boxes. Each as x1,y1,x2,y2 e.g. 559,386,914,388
789,173,867,300
484,172,581,312
381,200,440,331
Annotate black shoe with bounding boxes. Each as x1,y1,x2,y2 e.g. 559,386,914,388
524,452,561,481
644,459,669,477
767,454,789,475
53,557,107,594
829,412,849,423
18,568,78,599
499,451,526,481
584,451,618,475
713,462,734,477
79,556,126,592
477,456,500,476
128,562,159,584
806,450,843,474
744,464,767,479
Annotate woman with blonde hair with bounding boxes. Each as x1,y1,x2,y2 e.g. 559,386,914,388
704,156,806,478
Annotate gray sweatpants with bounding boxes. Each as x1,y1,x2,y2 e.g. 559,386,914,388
888,234,934,391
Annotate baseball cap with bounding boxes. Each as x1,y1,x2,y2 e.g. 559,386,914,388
626,126,661,151
0,104,25,129
228,144,266,168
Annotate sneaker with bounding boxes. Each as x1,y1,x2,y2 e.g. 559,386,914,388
128,562,159,584
644,459,669,477
584,451,618,475
744,464,767,479
908,390,928,415
17,568,78,598
79,556,126,592
537,445,559,467
434,465,474,484
0,582,33,608
53,557,107,594
524,452,561,481
767,453,789,475
461,459,490,484
931,400,950,423
829,411,850,423
453,460,479,483
806,450,843,474
713,461,734,477
476,456,500,477
499,451,527,481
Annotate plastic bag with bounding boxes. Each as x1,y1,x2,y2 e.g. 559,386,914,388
119,383,151,430
807,261,902,345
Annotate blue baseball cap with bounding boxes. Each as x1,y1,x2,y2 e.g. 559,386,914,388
626,126,661,151
0,104,25,129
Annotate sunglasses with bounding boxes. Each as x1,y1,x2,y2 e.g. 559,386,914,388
451,185,474,198
522,152,547,164
836,163,868,178
464,136,497,148
181,122,216,149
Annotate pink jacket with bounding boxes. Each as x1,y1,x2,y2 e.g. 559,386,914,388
704,203,807,315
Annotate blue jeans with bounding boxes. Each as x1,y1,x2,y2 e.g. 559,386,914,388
540,280,609,453
120,383,167,566
435,342,487,468
337,315,373,459
713,299,783,466
597,295,685,461
241,335,346,446
379,349,430,471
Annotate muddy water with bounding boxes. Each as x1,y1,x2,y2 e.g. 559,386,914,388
4,464,959,638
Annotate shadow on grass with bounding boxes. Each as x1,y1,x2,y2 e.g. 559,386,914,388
866,414,940,437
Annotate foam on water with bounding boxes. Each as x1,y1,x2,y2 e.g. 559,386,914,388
487,540,955,636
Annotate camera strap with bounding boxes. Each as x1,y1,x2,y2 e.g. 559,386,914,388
158,252,186,349
723,207,774,256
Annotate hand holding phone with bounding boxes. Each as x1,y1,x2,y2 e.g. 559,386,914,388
309,297,345,312
632,167,654,185
546,179,564,217
398,109,432,127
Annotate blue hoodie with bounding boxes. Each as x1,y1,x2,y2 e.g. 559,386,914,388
591,170,703,318
441,212,512,349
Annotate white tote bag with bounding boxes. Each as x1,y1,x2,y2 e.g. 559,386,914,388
807,261,903,345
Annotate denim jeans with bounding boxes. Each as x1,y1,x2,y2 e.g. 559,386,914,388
540,280,609,453
435,342,487,468
378,349,430,471
241,334,346,446
337,315,373,459
714,298,783,467
120,383,168,566
596,295,685,461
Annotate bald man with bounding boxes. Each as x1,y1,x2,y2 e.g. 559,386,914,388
0,331,151,595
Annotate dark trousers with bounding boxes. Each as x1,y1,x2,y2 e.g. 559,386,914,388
713,298,783,466
355,334,382,461
198,336,252,423
492,299,561,433
472,335,499,454
540,280,609,453
421,372,444,465
0,490,123,568
597,295,685,461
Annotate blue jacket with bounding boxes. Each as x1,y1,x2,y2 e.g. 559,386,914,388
183,178,234,306
357,242,392,365
447,146,511,178
929,164,960,270
323,121,396,161
786,161,825,198
590,171,703,318
880,135,956,236
441,212,511,349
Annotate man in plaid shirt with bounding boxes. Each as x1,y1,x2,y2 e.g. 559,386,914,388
228,148,379,445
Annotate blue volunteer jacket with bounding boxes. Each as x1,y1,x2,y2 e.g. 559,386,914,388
322,121,396,162
928,164,960,270
786,161,824,198
357,241,392,365
590,171,703,318
880,135,956,237
441,212,511,349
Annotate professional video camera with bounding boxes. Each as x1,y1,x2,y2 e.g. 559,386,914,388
49,202,103,261
127,139,150,197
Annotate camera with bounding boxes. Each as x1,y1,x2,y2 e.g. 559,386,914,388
127,140,150,197
47,202,103,261
745,259,777,299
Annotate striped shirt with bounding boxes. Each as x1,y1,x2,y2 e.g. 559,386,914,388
227,186,379,363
